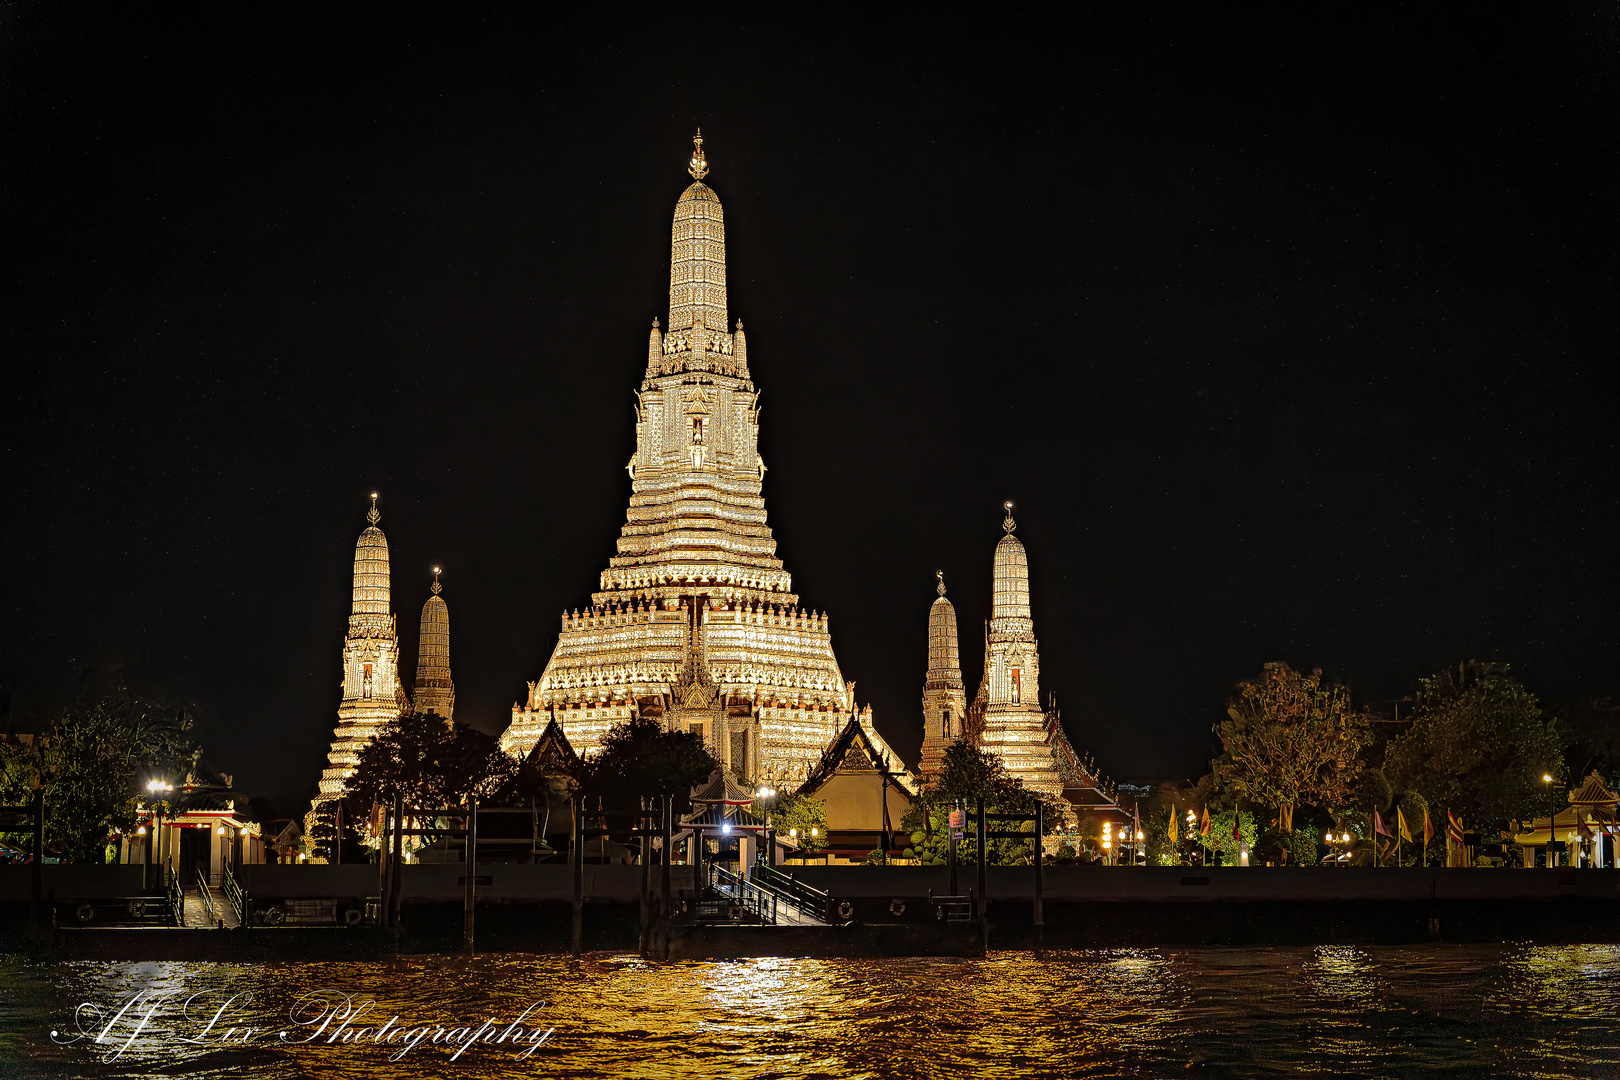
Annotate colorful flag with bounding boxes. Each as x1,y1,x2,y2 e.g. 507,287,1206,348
1397,806,1413,843
1232,810,1242,840
1200,807,1212,837
1422,807,1434,845
1373,810,1392,837
1168,808,1179,844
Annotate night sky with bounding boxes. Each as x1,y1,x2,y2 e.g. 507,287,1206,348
4,9,1616,815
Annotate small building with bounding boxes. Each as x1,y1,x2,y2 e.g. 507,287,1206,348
1510,772,1618,868
117,767,264,887
795,710,918,864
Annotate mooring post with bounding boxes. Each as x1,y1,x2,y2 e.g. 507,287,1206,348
1033,804,1045,945
639,796,652,956
464,800,477,955
571,796,584,955
389,795,404,932
378,804,390,926
976,796,987,924
660,794,673,950
31,790,45,934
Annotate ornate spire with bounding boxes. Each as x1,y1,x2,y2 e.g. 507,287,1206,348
687,129,709,179
991,504,1032,640
350,494,390,621
936,569,946,597
668,144,728,335
413,567,455,720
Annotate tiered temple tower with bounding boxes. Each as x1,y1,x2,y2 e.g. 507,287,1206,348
411,567,455,720
316,495,406,801
919,571,968,777
975,503,1063,796
501,133,852,782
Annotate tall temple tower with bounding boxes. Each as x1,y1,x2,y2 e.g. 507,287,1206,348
316,494,406,802
501,133,852,782
975,502,1063,796
411,567,455,720
919,571,968,777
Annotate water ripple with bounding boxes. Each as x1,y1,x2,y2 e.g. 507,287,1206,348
3,945,1619,1078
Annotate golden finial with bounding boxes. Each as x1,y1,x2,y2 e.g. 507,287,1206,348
367,492,380,526
688,129,709,180
936,570,946,597
1002,501,1016,534
431,566,442,597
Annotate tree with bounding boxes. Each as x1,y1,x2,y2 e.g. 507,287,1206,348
1385,661,1563,830
336,711,517,858
767,791,828,851
580,717,718,836
901,739,1064,866
0,693,198,863
1214,663,1369,832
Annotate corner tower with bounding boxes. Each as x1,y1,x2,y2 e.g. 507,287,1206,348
501,133,851,782
919,571,968,777
316,494,406,802
975,503,1062,796
411,567,455,720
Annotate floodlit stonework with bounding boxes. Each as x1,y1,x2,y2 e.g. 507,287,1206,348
316,495,407,802
975,504,1063,797
500,133,853,782
919,571,968,777
411,568,455,720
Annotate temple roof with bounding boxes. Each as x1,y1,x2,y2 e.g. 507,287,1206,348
1569,770,1619,807
692,768,755,805
521,715,582,778
798,713,919,798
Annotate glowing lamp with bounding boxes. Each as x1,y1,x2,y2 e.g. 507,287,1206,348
721,823,732,835
137,826,147,836
789,828,798,838
810,827,819,838
1543,774,1554,783
216,826,226,836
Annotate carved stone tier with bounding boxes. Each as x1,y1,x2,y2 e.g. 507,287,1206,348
502,138,851,781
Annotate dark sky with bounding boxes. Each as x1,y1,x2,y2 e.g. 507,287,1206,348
4,8,1616,815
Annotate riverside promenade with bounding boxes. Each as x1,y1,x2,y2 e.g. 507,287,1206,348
5,864,1617,960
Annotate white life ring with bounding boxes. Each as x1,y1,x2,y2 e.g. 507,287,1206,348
75,903,95,923
836,900,854,921
344,907,363,927
127,899,147,919
889,898,906,917
260,907,285,926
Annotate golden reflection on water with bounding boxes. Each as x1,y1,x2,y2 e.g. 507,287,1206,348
4,945,1620,1079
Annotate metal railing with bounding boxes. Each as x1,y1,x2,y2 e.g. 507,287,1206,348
195,867,221,926
706,863,778,924
222,864,247,927
166,874,185,927
749,861,832,923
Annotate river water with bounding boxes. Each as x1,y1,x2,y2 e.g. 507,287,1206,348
3,946,1619,1078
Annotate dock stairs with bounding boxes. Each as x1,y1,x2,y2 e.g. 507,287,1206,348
696,862,832,926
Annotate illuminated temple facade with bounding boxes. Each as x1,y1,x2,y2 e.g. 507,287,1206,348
500,134,853,782
963,504,1092,802
311,500,455,831
918,572,968,777
316,496,408,803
